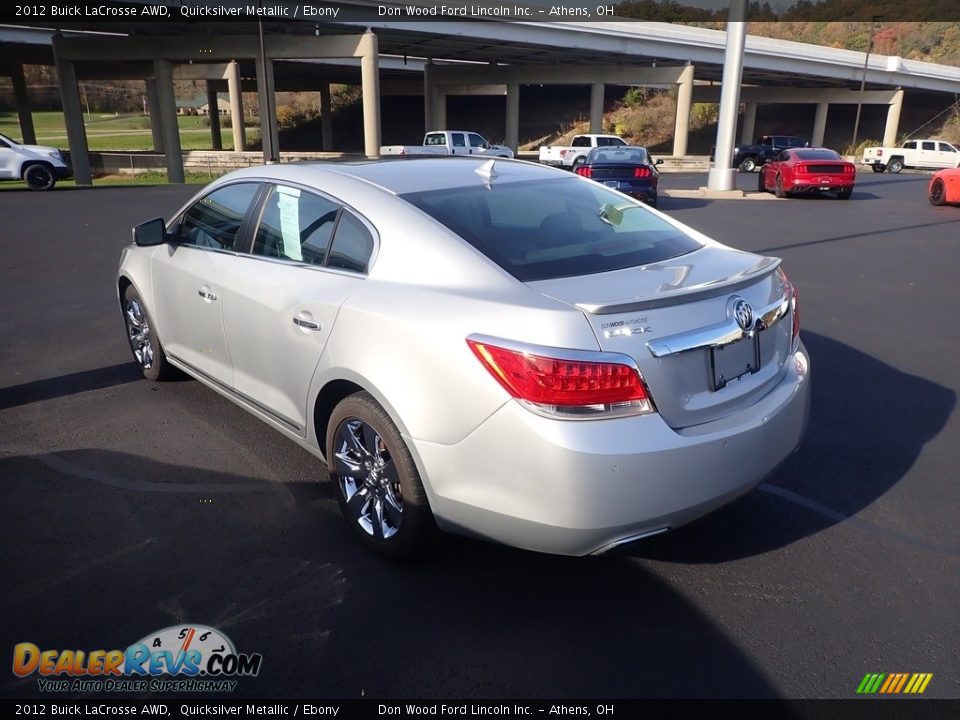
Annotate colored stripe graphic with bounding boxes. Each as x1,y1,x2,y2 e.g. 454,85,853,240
857,673,933,694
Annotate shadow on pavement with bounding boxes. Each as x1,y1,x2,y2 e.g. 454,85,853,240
630,331,955,564
0,448,796,701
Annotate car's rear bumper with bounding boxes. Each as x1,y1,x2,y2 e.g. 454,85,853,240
789,177,853,192
410,343,811,556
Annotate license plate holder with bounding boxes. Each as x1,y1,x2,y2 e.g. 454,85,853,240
710,334,761,390
603,180,620,188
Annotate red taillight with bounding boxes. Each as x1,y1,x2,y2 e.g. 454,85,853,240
576,166,592,178
843,164,856,174
877,149,883,157
779,269,801,348
797,164,807,175
467,338,653,418
634,166,652,178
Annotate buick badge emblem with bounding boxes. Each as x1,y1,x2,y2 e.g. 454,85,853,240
732,298,754,331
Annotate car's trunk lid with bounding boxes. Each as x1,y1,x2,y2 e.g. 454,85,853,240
527,246,794,429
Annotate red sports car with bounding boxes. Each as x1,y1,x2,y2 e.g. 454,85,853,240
928,168,960,206
758,147,857,199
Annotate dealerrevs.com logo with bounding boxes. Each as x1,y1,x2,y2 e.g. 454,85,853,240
13,625,262,693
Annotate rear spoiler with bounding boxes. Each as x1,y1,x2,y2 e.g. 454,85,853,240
575,256,782,315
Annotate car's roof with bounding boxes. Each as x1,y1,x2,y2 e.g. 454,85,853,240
221,157,566,196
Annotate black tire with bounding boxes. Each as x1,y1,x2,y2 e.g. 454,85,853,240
23,163,56,191
870,164,885,173
774,174,788,199
757,169,767,193
836,188,853,200
738,156,757,173
929,178,947,206
327,392,435,558
887,158,904,174
122,285,172,381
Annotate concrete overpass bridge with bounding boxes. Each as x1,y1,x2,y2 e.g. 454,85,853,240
2,6,959,184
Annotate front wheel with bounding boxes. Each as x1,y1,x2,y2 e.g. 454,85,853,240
327,392,435,558
774,175,788,198
887,158,904,174
23,163,56,191
122,285,172,381
738,157,757,173
929,178,947,206
757,170,767,193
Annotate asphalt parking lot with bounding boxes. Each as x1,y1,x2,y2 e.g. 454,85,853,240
1,170,958,700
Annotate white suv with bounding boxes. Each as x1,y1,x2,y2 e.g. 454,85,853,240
0,132,71,190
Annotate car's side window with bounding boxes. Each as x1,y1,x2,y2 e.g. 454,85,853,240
571,136,589,147
939,143,957,153
468,133,486,148
0,138,9,149
326,213,374,274
903,141,917,150
252,185,340,266
451,133,466,148
922,141,936,151
178,183,259,251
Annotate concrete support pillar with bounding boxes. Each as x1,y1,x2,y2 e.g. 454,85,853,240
883,89,904,148
319,83,332,151
360,31,381,158
436,91,447,130
740,102,757,145
145,79,165,153
207,81,223,151
226,61,246,152
812,102,829,147
423,61,436,133
153,59,184,184
11,64,37,145
505,82,520,154
589,83,604,134
707,2,747,191
672,63,694,158
256,56,279,161
52,35,91,185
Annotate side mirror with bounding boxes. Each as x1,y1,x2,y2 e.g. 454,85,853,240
132,217,167,247
655,158,664,165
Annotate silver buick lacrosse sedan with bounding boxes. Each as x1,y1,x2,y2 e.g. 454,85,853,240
117,157,810,557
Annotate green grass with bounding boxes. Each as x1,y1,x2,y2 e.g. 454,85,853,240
0,111,252,151
0,170,225,191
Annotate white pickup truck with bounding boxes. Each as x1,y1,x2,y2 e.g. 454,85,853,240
380,130,513,158
0,132,71,190
539,134,627,170
862,139,960,174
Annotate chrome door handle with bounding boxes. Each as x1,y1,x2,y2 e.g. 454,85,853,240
293,317,321,331
198,288,217,301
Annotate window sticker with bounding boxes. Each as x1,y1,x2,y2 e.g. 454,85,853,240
276,186,302,261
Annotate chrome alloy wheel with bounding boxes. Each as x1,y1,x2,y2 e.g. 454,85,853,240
124,298,154,370
334,419,403,540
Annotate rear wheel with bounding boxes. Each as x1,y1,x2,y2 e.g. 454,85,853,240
738,156,757,173
836,188,853,200
887,158,904,174
327,392,435,558
122,285,172,381
774,174,788,198
23,163,56,191
929,178,947,206
570,156,586,172
870,164,885,173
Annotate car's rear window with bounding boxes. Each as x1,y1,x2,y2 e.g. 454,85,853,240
401,178,702,282
794,149,841,160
